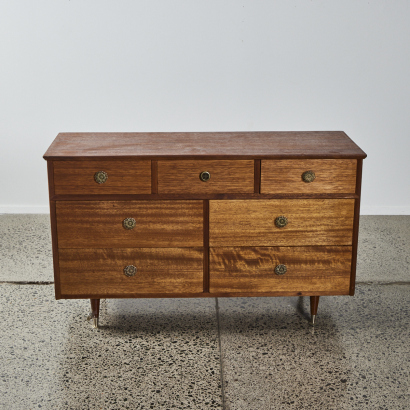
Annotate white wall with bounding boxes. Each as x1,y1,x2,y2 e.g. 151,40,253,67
0,1,409,214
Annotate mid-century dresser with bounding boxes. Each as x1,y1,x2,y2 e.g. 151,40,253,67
44,132,366,329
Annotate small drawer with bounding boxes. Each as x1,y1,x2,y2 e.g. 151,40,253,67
209,246,351,294
59,248,204,296
53,160,151,195
209,199,355,246
157,160,254,194
261,159,356,194
56,200,203,248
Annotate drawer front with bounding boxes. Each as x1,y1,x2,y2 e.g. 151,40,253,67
261,159,356,194
56,200,203,248
209,246,351,293
157,160,254,193
209,199,354,246
53,160,151,195
59,248,204,295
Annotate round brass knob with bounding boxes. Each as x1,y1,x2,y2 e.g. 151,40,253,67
94,171,108,184
274,264,287,275
124,265,137,277
275,216,288,228
302,170,316,183
200,171,211,182
123,217,136,230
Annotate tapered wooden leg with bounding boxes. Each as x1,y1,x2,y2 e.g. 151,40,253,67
310,296,320,325
87,299,100,329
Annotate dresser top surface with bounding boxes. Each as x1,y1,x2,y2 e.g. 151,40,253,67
43,131,366,160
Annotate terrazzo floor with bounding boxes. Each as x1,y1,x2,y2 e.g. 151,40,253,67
0,215,409,409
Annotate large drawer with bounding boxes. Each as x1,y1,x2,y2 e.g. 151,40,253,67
261,159,356,194
59,248,204,295
56,200,203,248
209,199,355,246
209,246,351,293
53,160,151,195
157,160,254,193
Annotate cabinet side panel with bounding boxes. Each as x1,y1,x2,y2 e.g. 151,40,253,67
47,161,55,198
350,159,363,295
49,200,61,299
47,161,61,299
203,200,210,292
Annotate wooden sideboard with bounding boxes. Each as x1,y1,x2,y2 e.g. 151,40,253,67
44,132,366,328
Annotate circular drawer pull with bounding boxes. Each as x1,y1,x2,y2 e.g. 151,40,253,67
123,217,136,230
275,216,288,228
124,265,137,277
302,170,316,183
94,171,108,184
199,171,211,182
274,264,287,275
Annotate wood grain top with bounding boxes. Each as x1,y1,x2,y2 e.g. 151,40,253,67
43,131,367,160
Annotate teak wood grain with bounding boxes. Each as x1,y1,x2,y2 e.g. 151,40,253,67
158,160,254,193
261,159,357,194
56,200,203,248
43,132,367,160
209,199,355,246
59,248,204,295
151,160,158,194
43,131,366,319
53,160,151,195
209,246,352,293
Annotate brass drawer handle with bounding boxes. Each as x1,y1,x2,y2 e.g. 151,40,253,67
124,265,137,277
199,171,211,182
123,217,136,230
275,216,288,228
275,264,287,275
94,171,108,184
302,170,316,183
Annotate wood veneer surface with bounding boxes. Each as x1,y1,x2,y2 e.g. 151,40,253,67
261,159,356,194
59,248,203,295
209,246,351,293
209,199,355,246
158,160,254,193
44,131,366,303
44,132,367,159
56,200,203,248
53,160,151,195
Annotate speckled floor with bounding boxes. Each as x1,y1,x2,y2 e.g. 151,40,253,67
0,214,53,282
0,215,409,409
